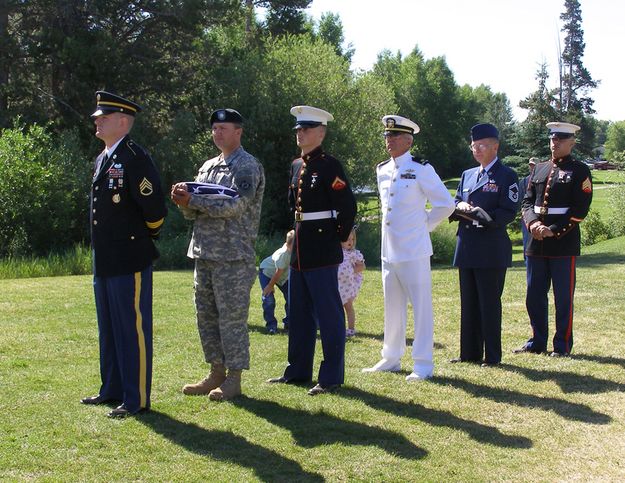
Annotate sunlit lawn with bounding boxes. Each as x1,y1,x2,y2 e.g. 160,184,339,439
1,236,624,481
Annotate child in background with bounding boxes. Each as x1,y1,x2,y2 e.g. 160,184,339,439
338,226,365,337
258,230,294,334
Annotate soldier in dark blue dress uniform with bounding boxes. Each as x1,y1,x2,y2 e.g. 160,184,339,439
450,123,519,366
515,122,592,357
268,105,356,395
81,91,167,417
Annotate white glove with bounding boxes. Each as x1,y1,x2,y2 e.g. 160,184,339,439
456,201,472,212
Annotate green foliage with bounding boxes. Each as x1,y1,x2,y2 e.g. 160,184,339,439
372,49,473,178
607,183,625,237
581,211,611,246
431,221,457,265
0,244,91,279
0,123,91,257
604,120,625,160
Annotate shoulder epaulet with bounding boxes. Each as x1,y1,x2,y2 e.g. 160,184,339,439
377,159,391,169
126,139,147,157
412,156,429,165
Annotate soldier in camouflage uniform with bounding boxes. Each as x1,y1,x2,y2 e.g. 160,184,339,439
171,108,265,401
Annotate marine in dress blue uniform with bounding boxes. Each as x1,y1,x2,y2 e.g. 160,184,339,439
82,91,167,417
516,122,592,357
451,123,519,366
268,106,356,395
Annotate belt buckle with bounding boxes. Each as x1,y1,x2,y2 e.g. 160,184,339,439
539,206,548,216
295,212,303,222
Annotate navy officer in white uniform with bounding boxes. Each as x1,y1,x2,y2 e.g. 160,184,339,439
362,115,454,380
450,123,519,367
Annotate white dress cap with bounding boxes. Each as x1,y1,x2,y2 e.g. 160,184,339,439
382,115,420,135
290,105,334,128
546,122,580,136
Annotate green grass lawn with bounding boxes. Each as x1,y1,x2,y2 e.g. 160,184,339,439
1,238,625,481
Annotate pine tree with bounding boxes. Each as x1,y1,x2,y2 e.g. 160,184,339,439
558,0,598,116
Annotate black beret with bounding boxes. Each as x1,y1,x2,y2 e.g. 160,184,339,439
210,108,244,126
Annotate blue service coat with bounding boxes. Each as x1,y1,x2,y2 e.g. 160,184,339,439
452,159,519,268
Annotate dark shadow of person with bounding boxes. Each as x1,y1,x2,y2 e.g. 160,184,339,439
509,365,625,394
339,386,531,449
139,410,324,482
431,376,611,424
232,396,427,460
570,353,625,371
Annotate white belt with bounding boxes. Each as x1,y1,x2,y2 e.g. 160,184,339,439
534,206,569,215
295,210,336,221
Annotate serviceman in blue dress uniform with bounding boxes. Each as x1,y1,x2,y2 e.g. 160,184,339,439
515,122,592,357
81,91,167,418
450,123,519,367
268,106,356,395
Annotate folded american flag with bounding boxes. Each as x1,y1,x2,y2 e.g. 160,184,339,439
185,182,239,199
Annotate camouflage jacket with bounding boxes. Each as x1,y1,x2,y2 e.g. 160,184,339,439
182,146,265,262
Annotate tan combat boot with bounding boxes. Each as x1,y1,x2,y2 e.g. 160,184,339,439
182,363,226,395
208,369,242,401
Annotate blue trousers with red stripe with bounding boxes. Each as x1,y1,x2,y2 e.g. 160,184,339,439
525,256,576,354
93,266,153,413
283,266,345,386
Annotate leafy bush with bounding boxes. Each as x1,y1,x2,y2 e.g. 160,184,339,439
608,183,625,237
581,211,611,246
431,222,457,265
0,123,91,258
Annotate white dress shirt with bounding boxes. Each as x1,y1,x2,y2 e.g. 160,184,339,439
377,151,455,263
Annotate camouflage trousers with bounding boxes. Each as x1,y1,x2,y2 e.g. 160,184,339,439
194,258,256,370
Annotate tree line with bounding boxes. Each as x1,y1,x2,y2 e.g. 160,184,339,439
1,0,619,260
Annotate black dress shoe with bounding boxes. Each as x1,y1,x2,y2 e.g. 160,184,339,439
107,405,130,418
512,345,543,354
81,395,106,405
266,376,289,384
307,384,340,396
549,351,570,358
449,358,463,363
107,405,147,418
481,361,500,368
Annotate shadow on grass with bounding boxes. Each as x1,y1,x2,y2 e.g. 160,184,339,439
576,251,625,266
432,375,611,424
512,365,625,394
139,410,324,482
572,353,625,370
233,396,427,460
340,387,531,449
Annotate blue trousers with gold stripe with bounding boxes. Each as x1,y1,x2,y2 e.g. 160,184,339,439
93,266,153,413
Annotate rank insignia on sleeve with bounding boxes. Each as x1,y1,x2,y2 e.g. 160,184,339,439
508,183,519,202
582,177,592,193
139,177,153,196
331,176,347,191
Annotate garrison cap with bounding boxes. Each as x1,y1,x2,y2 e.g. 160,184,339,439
290,105,334,129
471,123,499,141
210,108,244,126
382,115,420,136
91,91,141,117
547,121,580,139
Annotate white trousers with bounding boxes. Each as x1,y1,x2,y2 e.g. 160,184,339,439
381,258,434,376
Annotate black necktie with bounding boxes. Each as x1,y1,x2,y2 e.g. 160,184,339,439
478,169,485,181
94,153,108,177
